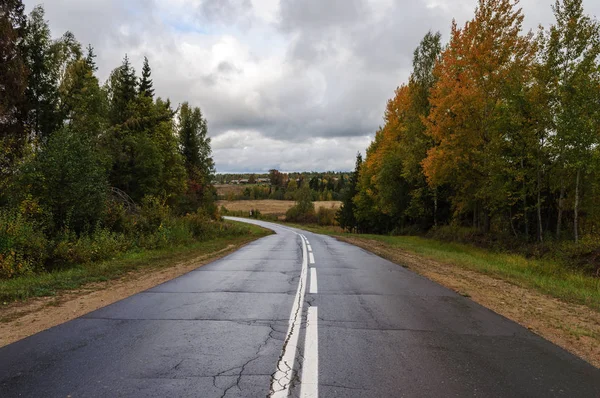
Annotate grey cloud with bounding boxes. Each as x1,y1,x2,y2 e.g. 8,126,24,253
197,0,253,25
279,0,369,32
23,0,600,171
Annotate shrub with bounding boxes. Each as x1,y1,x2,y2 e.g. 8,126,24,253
316,207,337,226
49,228,130,268
0,210,48,278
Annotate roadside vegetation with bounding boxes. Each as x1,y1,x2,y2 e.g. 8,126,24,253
0,2,251,298
330,0,600,280
0,222,270,302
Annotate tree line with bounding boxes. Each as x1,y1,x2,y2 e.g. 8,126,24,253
0,2,219,278
217,171,349,201
338,0,600,245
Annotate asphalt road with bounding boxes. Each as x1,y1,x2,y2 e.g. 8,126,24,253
1,217,599,397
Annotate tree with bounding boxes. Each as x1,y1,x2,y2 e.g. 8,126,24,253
269,169,284,188
22,5,62,140
29,127,109,233
84,44,97,72
108,54,137,126
545,0,600,242
0,0,28,197
139,56,154,98
337,153,362,232
59,55,107,137
286,180,315,223
423,0,536,232
178,102,215,212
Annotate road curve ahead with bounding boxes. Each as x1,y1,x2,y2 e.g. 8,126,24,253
1,218,599,397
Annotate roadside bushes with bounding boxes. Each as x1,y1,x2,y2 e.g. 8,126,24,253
0,210,48,278
316,207,337,226
0,196,247,279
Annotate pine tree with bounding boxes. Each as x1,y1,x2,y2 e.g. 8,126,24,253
139,56,154,98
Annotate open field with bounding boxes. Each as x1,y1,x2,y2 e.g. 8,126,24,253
218,199,341,215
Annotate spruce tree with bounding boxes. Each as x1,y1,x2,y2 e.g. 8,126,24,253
109,54,137,125
139,56,154,98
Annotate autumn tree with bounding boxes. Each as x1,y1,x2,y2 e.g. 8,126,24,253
424,0,536,233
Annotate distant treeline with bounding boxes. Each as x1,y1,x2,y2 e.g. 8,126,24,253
0,3,221,278
217,170,349,201
338,0,600,248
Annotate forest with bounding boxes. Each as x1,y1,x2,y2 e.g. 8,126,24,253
0,2,235,279
338,0,600,262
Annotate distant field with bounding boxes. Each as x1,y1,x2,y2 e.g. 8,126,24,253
218,200,341,215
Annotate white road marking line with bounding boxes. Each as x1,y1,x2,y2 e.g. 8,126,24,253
307,244,312,252
309,268,318,294
270,233,309,398
309,252,315,264
301,306,319,398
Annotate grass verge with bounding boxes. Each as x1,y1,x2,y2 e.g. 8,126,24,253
0,221,271,303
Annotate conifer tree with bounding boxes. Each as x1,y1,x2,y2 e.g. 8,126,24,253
139,56,154,98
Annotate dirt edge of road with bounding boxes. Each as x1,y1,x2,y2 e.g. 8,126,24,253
337,236,600,369
0,240,256,348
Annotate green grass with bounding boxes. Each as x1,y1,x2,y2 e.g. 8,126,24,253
0,221,271,303
283,223,600,311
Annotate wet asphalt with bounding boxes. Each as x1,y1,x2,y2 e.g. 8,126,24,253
1,217,599,397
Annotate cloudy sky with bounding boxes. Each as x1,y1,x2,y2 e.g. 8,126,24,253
26,0,600,172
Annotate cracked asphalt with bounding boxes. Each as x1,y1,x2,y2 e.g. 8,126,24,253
1,218,599,397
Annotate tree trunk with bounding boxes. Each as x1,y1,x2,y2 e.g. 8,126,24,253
433,187,438,227
537,166,543,243
521,159,528,238
556,176,565,239
509,208,518,238
574,168,580,243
